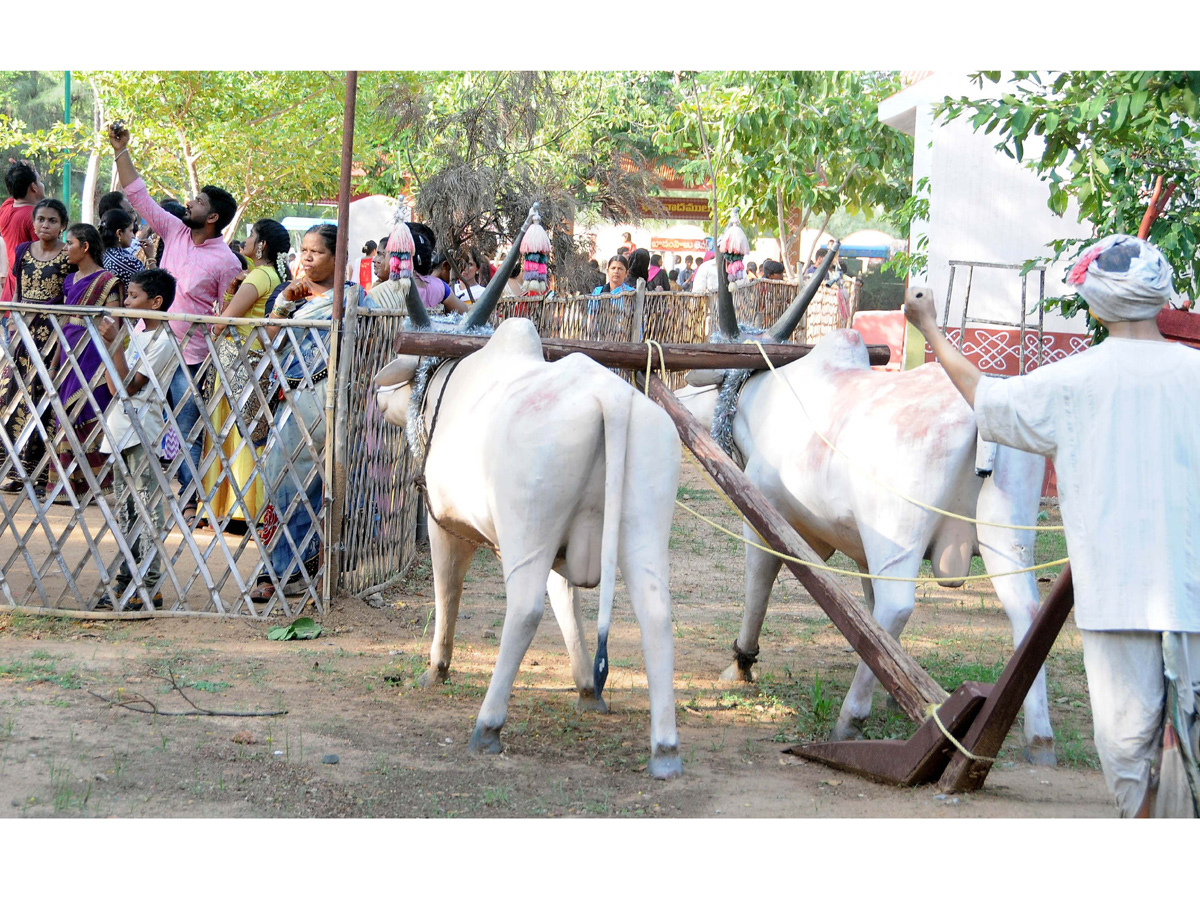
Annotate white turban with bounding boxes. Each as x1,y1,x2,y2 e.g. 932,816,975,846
1067,234,1177,322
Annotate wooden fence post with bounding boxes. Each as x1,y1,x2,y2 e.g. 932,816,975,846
631,278,647,342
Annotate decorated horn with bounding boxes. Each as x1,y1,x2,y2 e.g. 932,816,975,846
458,203,540,332
766,240,840,343
715,247,740,340
404,271,432,330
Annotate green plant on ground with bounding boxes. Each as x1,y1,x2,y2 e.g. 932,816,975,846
482,786,510,808
49,759,90,813
1055,722,1101,770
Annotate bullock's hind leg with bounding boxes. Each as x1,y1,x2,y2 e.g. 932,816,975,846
620,545,681,779
469,551,556,755
721,530,783,683
418,520,478,688
831,555,921,741
546,570,607,713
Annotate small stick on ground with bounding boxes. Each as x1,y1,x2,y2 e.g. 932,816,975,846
87,665,287,718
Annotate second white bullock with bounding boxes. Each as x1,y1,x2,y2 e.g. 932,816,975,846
680,267,1056,764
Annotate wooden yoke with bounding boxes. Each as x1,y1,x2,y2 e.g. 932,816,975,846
637,371,947,721
391,331,892,370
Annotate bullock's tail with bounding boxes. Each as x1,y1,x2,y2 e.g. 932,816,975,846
593,388,633,700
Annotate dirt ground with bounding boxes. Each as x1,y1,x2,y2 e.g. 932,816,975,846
0,459,1114,818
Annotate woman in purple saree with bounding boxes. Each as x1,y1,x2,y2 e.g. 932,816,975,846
56,224,122,494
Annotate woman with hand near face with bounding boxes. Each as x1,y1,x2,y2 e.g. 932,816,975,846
54,223,123,496
0,198,71,496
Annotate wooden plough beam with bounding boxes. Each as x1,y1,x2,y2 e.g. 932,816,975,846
638,372,1076,791
637,372,948,721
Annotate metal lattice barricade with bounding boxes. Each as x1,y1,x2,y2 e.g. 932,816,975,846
0,304,332,616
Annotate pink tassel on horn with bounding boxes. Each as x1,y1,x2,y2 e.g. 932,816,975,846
387,220,415,294
719,210,751,284
520,209,553,295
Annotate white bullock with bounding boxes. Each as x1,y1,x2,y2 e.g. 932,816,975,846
374,215,683,778
680,268,1056,764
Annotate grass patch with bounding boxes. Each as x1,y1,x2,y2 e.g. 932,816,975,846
185,680,231,693
919,650,1004,692
0,659,83,690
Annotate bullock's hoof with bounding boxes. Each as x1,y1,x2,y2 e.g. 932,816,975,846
1023,737,1057,767
576,691,608,714
648,747,682,780
468,724,503,755
417,665,448,689
829,716,866,742
719,661,755,683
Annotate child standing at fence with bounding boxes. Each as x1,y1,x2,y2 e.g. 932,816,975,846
93,269,179,611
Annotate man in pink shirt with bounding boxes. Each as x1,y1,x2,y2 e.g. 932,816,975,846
1,161,45,303
109,125,241,526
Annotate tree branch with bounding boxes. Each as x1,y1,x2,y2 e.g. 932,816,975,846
86,665,288,718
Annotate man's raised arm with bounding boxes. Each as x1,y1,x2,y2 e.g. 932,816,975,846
106,122,182,242
903,285,982,407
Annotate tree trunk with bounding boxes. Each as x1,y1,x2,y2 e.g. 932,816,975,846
80,151,99,225
776,187,791,279
226,199,253,243
175,124,200,198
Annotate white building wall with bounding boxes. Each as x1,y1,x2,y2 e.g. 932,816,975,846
882,73,1093,335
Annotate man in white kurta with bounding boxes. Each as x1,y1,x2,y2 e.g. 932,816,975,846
906,234,1200,817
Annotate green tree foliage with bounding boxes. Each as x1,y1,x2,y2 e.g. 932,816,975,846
2,71,414,236
0,71,94,217
657,71,913,276
369,71,680,292
940,71,1200,328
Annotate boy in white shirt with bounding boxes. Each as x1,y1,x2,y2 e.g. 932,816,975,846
905,235,1200,817
94,268,180,611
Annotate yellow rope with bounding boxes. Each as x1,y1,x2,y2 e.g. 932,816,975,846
673,497,1069,584
925,702,997,761
750,341,1064,533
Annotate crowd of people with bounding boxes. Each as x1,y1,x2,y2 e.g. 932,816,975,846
585,248,785,296
0,127,382,608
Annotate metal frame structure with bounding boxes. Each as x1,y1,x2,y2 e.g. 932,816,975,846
944,259,1047,374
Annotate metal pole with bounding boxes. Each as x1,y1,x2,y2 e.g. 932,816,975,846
323,71,358,607
63,72,71,217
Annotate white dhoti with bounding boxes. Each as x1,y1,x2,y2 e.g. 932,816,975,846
1080,630,1200,817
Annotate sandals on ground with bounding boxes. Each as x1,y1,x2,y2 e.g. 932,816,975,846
181,504,199,528
250,580,277,603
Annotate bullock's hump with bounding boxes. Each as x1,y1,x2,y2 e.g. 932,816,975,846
481,317,544,359
806,329,871,371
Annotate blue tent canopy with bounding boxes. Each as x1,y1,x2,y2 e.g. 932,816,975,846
837,244,892,259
